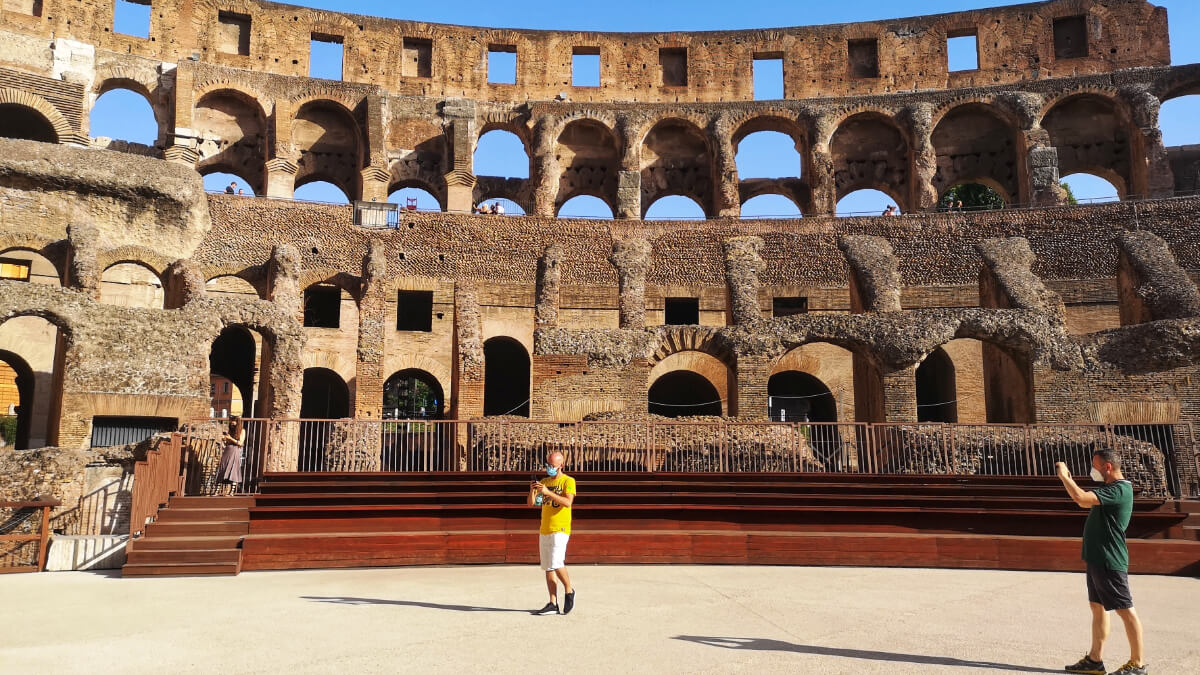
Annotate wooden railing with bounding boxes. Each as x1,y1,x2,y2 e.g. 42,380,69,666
128,433,185,539
0,499,61,573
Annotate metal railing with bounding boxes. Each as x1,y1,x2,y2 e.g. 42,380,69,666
0,499,60,573
181,419,1197,498
128,433,185,538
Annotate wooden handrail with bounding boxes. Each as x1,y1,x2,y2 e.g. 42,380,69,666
0,498,60,573
127,433,185,540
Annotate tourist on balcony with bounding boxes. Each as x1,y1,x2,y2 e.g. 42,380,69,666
216,416,246,496
1057,451,1147,675
225,181,237,194
529,451,576,615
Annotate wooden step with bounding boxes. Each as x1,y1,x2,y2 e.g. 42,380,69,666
122,562,240,577
144,520,249,537
130,536,243,550
168,496,256,508
156,508,251,522
127,548,242,565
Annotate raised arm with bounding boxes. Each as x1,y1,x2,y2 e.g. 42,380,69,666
1055,462,1100,509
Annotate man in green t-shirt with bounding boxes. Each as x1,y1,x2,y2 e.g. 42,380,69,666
1056,449,1147,675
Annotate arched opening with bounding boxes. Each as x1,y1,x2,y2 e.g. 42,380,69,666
641,119,712,217
194,90,266,194
740,193,802,218
556,119,619,207
294,179,351,204
938,183,1007,211
1060,173,1121,204
99,262,164,309
298,367,350,471
292,100,363,201
830,113,909,212
836,189,900,217
388,186,441,212
477,198,525,215
0,316,64,449
981,341,1034,424
383,369,445,419
931,104,1019,204
557,194,614,219
644,194,706,220
202,171,256,196
209,326,262,418
768,371,836,423
648,371,722,418
1042,95,1131,199
90,88,158,146
0,103,58,143
205,275,259,300
483,337,530,417
0,249,60,286
916,347,957,423
735,130,802,179
1161,94,1200,147
474,129,529,179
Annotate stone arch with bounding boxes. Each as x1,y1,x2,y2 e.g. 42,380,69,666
738,183,807,215
1040,92,1134,198
472,183,531,213
387,116,446,196
931,102,1022,204
474,125,530,179
0,89,72,143
0,314,66,449
915,346,957,423
205,274,261,300
291,99,365,200
937,180,1012,209
731,114,807,180
388,177,445,211
770,341,855,422
383,368,446,419
555,118,620,210
648,350,732,417
99,261,165,309
949,326,1037,424
384,354,452,409
0,247,62,286
91,70,165,146
830,111,911,209
301,350,356,389
483,336,530,417
194,88,268,196
640,118,713,218
95,247,171,276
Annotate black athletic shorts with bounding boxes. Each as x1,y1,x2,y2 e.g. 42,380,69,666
1085,562,1133,611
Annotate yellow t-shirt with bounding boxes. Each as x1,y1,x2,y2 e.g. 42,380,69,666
538,473,576,535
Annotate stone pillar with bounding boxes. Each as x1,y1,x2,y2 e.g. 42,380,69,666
163,259,206,309
722,236,765,325
262,245,306,470
453,281,485,419
712,115,740,218
881,365,919,423
265,158,298,200
361,167,390,203
608,238,652,329
530,115,559,217
838,236,903,313
1027,144,1066,207
807,113,837,216
266,99,297,199
66,223,100,297
267,244,303,321
355,240,388,418
1126,89,1175,199
442,99,478,213
535,244,563,329
616,114,643,219
735,354,772,421
164,63,199,167
1116,230,1200,324
903,103,939,211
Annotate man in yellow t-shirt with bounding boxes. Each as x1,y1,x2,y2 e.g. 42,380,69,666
528,451,576,615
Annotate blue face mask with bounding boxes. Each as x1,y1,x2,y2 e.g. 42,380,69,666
546,465,559,477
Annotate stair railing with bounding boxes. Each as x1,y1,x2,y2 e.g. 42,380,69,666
128,433,185,539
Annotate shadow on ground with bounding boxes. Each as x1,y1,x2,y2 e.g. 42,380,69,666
302,596,529,613
673,636,1060,673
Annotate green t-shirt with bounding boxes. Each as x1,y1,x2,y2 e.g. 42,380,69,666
1081,479,1133,571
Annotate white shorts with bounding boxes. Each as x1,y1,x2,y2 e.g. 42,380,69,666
538,532,570,571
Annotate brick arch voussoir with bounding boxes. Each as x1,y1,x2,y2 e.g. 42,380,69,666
1037,87,1131,126
929,96,1025,136
193,82,271,121
0,88,73,142
97,247,172,278
822,105,907,149
635,112,715,151
649,326,736,371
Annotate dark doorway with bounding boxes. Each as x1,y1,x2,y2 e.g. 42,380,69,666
0,350,35,449
649,371,722,417
916,347,958,423
767,371,836,422
0,104,57,143
300,368,349,418
483,337,529,417
383,369,444,419
209,326,258,417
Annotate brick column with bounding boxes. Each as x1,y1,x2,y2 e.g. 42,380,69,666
535,244,563,329
355,240,388,418
442,99,477,213
530,115,559,217
722,236,765,325
452,281,484,419
616,114,642,219
735,354,772,421
712,115,740,218
608,238,652,329
66,223,100,297
263,244,305,471
265,158,298,200
905,103,939,211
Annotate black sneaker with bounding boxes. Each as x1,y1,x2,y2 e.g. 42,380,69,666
532,602,559,615
563,590,575,615
1107,662,1148,675
1065,655,1106,675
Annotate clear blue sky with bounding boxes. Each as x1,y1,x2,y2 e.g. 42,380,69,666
92,0,1200,216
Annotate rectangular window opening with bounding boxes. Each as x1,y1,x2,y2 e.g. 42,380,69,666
1053,15,1088,59
4,0,43,17
488,45,517,84
0,258,31,282
753,54,784,100
310,33,344,81
664,297,700,326
303,285,341,328
397,290,434,332
90,416,176,448
847,38,879,79
403,37,433,78
947,32,979,72
659,47,688,87
114,0,151,39
216,11,251,56
772,296,809,318
572,47,601,88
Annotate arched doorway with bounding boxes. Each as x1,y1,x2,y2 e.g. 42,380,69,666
916,347,958,423
0,103,58,143
483,337,530,417
0,315,64,449
209,326,261,418
648,371,722,417
383,369,445,419
0,350,35,449
767,371,836,423
298,367,350,471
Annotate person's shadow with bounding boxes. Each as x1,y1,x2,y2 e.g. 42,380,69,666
302,596,529,613
673,636,1060,673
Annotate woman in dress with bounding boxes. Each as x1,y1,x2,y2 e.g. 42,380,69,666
215,417,245,495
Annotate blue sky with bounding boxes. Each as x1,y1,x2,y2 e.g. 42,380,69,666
93,0,1200,216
